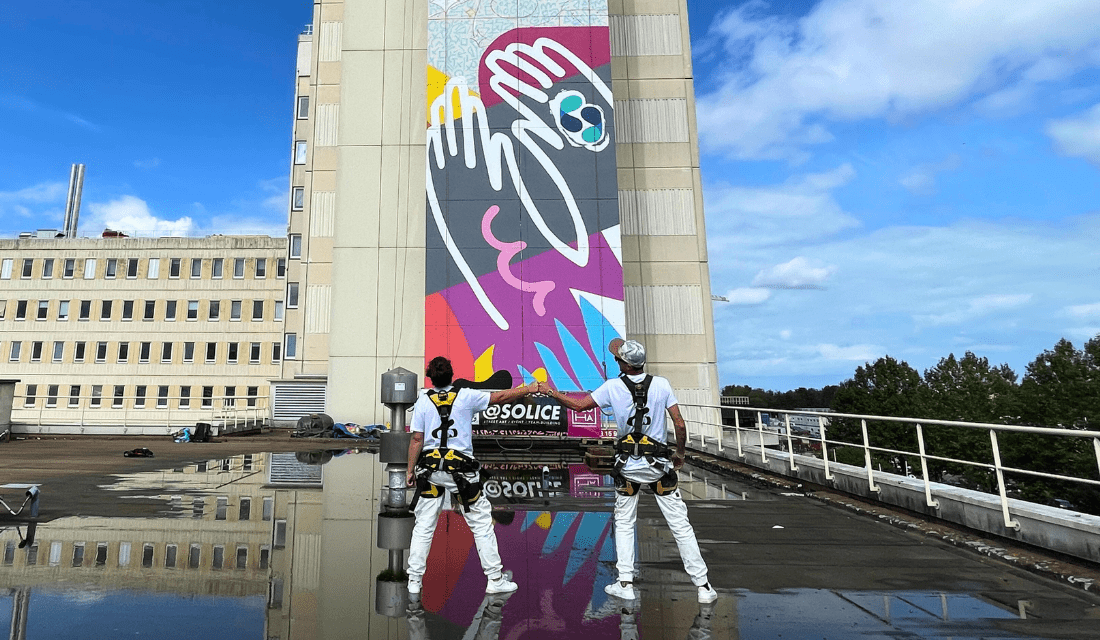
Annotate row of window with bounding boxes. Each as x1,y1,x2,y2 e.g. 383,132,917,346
4,538,272,571
0,250,299,281
0,293,296,322
6,336,297,365
23,383,264,409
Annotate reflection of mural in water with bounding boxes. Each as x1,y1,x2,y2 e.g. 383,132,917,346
426,1,624,392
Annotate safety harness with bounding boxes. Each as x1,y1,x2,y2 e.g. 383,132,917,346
612,374,678,497
411,387,485,512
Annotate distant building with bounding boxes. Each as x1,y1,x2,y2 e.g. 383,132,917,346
771,408,832,438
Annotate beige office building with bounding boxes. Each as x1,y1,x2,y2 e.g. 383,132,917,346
287,0,720,433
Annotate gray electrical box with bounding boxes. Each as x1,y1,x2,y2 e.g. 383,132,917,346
380,367,418,406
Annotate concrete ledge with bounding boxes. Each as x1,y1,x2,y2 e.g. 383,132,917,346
12,424,177,437
691,438,1100,563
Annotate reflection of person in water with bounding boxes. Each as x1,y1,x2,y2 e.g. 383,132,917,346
612,599,715,640
406,592,515,640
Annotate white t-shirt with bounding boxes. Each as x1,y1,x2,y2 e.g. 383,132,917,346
590,373,679,479
411,386,490,458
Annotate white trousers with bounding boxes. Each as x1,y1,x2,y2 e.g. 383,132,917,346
406,471,504,581
613,485,709,586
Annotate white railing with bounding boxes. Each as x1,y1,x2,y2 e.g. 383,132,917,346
9,391,270,432
676,403,1100,529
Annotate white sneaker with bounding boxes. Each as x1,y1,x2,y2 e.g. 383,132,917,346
407,577,422,595
486,574,518,594
697,582,717,603
604,580,636,600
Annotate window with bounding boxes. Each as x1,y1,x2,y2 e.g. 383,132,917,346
227,343,239,364
183,342,195,363
57,300,69,321
52,341,63,362
73,542,85,567
96,342,108,363
262,497,274,521
179,386,191,408
289,234,302,258
165,544,177,568
0,300,5,320
275,301,284,321
239,498,252,521
272,342,282,362
144,300,155,321
285,334,297,359
292,187,305,211
169,258,181,278
212,545,225,570
90,385,102,408
187,300,198,320
208,300,220,321
46,385,59,408
139,342,151,363
1,258,11,279
247,386,259,407
252,300,264,321
23,384,35,407
188,544,200,568
113,386,125,408
256,258,267,278
83,258,96,279
205,343,217,363
135,386,146,408
287,283,299,308
22,258,33,278
190,258,202,279
126,258,139,278
249,342,261,364
212,258,223,279
277,258,286,277
30,341,43,362
122,300,134,321
216,497,228,521
79,300,91,321
233,258,245,279
230,300,241,320
69,385,80,407
201,386,214,408
297,95,309,119
161,342,173,362
117,342,129,363
36,300,48,320
105,258,117,278
147,258,159,279
42,258,54,279
294,140,307,164
74,342,86,363
165,300,177,321
15,301,26,320
157,386,169,408
225,386,236,407
100,300,112,321
63,258,75,278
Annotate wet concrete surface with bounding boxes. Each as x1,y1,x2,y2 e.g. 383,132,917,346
1,444,1098,639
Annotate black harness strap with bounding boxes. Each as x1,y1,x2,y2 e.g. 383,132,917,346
430,388,457,449
413,388,484,512
612,375,671,476
621,374,654,434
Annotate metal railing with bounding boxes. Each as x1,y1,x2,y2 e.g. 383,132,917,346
677,403,1100,529
9,390,270,432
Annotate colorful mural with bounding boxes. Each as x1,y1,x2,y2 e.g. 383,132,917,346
425,0,624,392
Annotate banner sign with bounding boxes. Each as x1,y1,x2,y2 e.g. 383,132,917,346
481,463,609,499
473,394,604,438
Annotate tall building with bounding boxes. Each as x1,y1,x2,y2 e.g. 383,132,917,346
288,0,720,431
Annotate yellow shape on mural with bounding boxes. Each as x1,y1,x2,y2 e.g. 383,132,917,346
535,512,553,530
474,345,495,382
427,65,479,125
530,368,548,383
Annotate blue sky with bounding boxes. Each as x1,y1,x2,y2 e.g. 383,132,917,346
3,1,1100,391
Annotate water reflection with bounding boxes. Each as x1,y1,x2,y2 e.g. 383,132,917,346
0,450,1079,639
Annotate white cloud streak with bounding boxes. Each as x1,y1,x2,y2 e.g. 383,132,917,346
1046,103,1100,165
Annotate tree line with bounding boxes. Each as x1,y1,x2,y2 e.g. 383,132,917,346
723,335,1100,515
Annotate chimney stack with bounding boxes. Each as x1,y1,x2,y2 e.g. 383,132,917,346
63,163,85,239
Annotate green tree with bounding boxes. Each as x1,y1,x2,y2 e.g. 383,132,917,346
830,356,926,472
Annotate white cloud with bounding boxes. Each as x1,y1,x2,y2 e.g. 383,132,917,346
697,0,1100,159
134,158,161,169
1046,103,1100,165
724,287,771,305
899,154,961,196
752,256,836,289
816,343,882,361
0,182,67,230
1065,302,1100,319
917,294,1034,327
84,196,195,237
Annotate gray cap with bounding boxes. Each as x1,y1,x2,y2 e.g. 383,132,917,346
609,338,646,367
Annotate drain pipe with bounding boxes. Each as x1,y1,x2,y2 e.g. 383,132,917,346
376,368,418,617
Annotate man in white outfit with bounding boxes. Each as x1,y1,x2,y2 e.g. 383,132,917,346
405,356,538,597
541,339,718,604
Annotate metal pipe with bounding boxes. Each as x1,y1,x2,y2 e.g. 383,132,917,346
819,416,833,480
783,413,798,471
861,419,880,492
757,411,768,463
916,424,939,508
989,429,1021,531
734,410,743,457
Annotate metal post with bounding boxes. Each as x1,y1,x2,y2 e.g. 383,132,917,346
734,411,743,457
916,424,939,508
989,429,1020,531
783,413,798,471
756,411,768,463
1094,438,1100,478
818,416,833,480
861,419,880,493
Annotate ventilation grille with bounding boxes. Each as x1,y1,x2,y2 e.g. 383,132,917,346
268,452,324,486
272,383,327,419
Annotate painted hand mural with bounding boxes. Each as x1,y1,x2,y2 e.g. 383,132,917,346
426,1,624,392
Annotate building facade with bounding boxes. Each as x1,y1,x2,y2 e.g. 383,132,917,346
0,236,290,434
